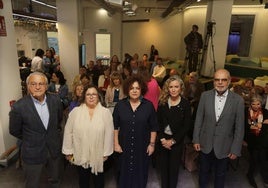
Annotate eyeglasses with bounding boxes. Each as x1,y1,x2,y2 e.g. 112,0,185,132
86,93,98,98
29,82,47,87
214,78,228,82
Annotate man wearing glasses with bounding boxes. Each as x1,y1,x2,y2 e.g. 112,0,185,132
9,71,63,188
192,69,244,188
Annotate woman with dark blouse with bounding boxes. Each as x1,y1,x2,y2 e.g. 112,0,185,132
113,75,158,188
157,75,192,188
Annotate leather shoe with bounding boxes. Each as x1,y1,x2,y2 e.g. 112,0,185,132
247,173,258,188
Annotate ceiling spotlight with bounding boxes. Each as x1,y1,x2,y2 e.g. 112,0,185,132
145,8,150,13
197,0,201,2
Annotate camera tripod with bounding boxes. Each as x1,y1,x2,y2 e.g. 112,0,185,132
198,22,216,74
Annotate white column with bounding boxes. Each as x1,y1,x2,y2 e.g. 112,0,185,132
201,0,234,77
56,0,80,88
0,0,22,154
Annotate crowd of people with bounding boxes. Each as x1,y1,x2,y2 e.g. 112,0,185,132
10,46,268,188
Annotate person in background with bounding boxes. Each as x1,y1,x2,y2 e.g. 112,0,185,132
123,53,132,67
72,66,87,90
150,54,159,75
113,75,158,188
149,45,159,61
130,58,139,75
121,64,132,80
161,68,179,88
80,74,91,88
98,65,110,96
43,49,55,78
184,24,203,73
139,53,149,68
9,72,63,188
69,83,84,112
105,71,125,107
183,71,205,120
87,60,99,86
157,75,192,188
62,84,114,188
48,71,69,109
192,69,244,188
152,57,166,85
244,95,268,188
49,47,60,64
31,48,45,72
110,55,123,73
138,66,160,111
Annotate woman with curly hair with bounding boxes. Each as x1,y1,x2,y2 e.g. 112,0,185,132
113,75,158,188
157,75,192,188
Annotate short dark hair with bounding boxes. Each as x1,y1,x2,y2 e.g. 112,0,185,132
35,49,45,58
122,75,148,96
192,24,198,30
80,84,105,106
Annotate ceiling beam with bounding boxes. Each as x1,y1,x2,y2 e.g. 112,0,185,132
161,0,188,18
91,0,116,15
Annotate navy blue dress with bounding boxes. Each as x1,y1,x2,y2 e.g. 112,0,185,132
113,98,158,188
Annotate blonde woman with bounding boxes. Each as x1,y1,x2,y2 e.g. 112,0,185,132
105,71,125,107
157,75,192,188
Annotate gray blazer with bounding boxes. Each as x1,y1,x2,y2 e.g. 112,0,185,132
192,89,244,159
9,93,63,164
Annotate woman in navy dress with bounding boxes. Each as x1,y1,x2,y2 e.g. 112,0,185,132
113,75,158,188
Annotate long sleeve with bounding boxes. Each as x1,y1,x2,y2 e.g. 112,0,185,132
62,111,75,155
9,103,23,139
103,109,114,156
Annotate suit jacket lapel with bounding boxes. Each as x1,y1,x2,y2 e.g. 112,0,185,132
210,90,217,123
45,94,52,130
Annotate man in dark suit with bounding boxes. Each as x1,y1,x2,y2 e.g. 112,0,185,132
9,71,63,188
192,69,244,188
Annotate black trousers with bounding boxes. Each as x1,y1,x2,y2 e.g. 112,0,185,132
160,144,183,188
187,51,199,73
248,148,268,183
23,154,62,188
199,150,229,188
77,166,104,188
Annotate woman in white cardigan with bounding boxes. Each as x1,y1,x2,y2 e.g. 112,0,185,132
62,84,114,188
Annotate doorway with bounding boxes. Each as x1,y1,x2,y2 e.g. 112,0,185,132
227,15,255,56
95,33,111,65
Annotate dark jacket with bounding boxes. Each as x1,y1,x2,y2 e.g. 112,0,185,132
9,93,63,164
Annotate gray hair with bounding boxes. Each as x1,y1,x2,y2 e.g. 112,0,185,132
26,71,48,85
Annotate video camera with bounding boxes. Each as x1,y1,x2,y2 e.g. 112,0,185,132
207,20,216,35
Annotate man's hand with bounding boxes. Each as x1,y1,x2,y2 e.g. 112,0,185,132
228,153,237,160
193,143,201,151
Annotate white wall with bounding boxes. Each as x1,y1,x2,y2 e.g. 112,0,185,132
0,0,22,154
82,6,122,61
14,26,48,58
122,10,183,61
57,0,80,88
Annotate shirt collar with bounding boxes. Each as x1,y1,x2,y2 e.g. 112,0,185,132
215,89,228,97
30,94,47,105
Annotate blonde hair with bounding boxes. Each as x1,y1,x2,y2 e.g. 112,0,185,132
109,71,122,88
159,75,185,105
